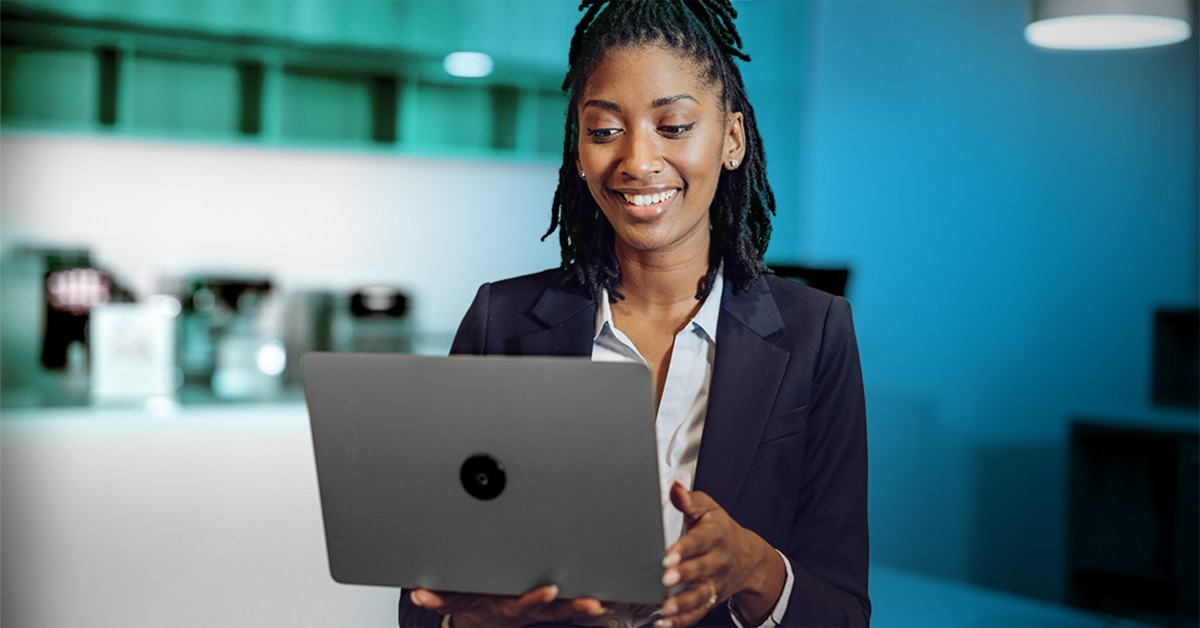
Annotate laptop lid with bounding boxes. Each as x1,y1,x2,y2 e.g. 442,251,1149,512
303,352,667,605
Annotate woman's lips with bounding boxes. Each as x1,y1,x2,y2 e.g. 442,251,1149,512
616,188,679,219
622,189,678,207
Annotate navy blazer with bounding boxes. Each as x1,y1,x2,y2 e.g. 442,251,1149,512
399,269,869,627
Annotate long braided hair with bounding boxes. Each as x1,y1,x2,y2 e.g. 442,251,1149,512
544,0,775,302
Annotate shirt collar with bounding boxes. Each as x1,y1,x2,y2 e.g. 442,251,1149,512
593,268,724,343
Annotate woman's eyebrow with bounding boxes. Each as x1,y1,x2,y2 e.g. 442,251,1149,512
651,94,698,108
582,99,621,113
581,94,699,113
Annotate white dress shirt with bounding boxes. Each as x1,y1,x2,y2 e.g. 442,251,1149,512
584,273,794,628
591,275,721,550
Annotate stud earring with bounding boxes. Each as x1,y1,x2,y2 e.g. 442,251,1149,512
579,170,586,179
729,159,739,169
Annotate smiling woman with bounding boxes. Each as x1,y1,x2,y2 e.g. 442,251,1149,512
576,45,743,268
547,0,775,307
399,1,869,627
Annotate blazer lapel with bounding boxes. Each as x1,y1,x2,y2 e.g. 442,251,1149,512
516,283,596,357
693,276,790,509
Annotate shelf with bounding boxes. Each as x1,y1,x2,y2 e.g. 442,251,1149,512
0,3,567,160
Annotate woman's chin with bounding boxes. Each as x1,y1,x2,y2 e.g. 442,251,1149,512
611,223,710,258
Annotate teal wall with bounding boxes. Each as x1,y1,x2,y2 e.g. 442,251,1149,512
802,0,1198,602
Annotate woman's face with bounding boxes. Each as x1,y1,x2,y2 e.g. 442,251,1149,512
576,44,745,259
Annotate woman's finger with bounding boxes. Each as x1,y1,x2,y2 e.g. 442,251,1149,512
668,483,720,528
509,586,610,623
409,589,448,611
569,597,609,616
657,579,722,628
659,487,744,627
508,585,562,620
412,589,499,618
664,545,726,588
666,517,723,561
411,586,602,625
663,503,727,571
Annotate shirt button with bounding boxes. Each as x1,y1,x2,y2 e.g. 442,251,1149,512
606,618,621,628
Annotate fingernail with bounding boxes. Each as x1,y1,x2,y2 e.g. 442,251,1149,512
662,569,680,587
662,552,681,568
545,585,559,601
661,601,678,615
655,620,673,628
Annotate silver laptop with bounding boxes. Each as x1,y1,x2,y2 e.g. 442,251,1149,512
303,352,667,604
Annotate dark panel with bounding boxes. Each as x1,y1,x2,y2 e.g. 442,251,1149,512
1067,420,1199,626
237,60,264,136
369,75,398,144
1153,309,1199,408
96,46,119,126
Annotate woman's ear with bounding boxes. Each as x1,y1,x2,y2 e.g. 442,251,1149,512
723,111,746,171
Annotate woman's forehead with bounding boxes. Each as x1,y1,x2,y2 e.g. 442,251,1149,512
580,44,721,106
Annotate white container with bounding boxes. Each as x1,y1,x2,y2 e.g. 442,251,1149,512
89,297,180,406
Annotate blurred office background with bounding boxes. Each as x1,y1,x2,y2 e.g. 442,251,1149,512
1,1,1196,626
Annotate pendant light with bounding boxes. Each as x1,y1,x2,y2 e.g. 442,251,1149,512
1025,0,1194,50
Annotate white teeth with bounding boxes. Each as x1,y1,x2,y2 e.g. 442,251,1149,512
622,189,677,207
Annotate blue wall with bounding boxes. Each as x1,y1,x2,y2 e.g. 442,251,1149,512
797,0,1198,601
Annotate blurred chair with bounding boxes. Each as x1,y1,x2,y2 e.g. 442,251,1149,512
771,264,851,298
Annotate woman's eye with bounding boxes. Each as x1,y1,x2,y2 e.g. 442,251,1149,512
659,123,696,137
586,127,620,140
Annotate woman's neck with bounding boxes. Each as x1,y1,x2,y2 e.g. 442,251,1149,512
612,235,711,315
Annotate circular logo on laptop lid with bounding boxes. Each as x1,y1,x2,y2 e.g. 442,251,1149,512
460,454,506,500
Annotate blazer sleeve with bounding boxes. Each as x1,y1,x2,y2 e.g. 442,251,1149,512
448,283,491,356
779,296,870,626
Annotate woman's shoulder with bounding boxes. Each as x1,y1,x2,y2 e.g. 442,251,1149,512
483,267,569,294
750,274,860,370
759,272,847,316
753,272,857,346
469,267,594,312
452,268,590,355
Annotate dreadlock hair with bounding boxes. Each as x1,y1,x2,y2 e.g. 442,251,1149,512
543,0,775,302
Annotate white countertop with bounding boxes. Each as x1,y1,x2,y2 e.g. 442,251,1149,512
2,403,399,628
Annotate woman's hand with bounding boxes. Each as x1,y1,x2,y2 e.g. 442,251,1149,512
409,585,608,627
655,482,786,628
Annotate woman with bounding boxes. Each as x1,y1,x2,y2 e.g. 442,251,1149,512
401,1,869,626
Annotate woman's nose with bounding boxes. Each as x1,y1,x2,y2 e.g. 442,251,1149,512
619,128,663,178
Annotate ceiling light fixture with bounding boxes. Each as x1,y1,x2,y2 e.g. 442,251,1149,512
443,51,494,78
1025,0,1194,50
